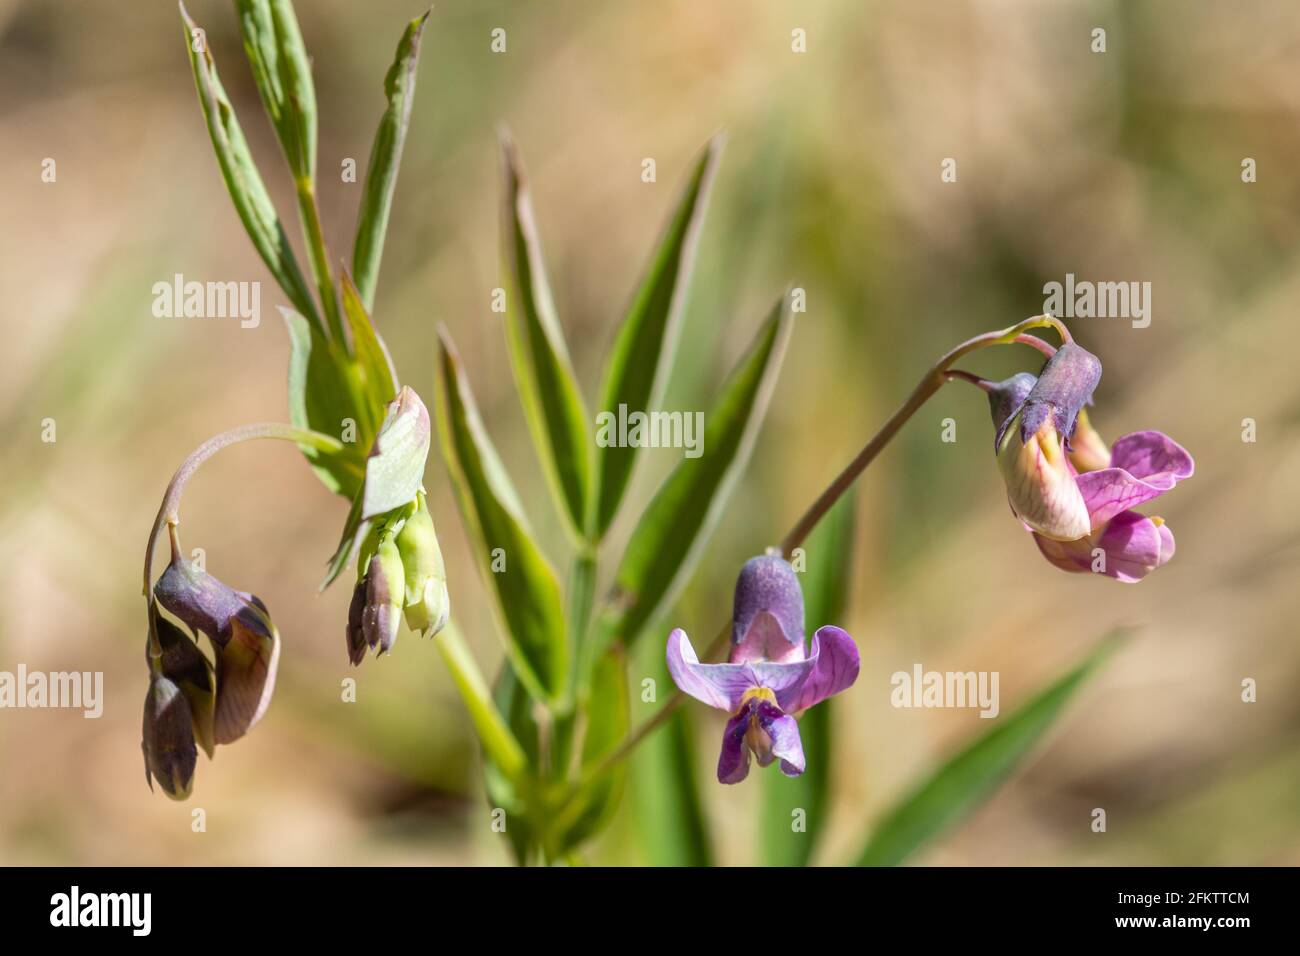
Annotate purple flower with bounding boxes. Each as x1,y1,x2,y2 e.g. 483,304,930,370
1033,430,1193,582
666,555,860,784
987,351,1194,582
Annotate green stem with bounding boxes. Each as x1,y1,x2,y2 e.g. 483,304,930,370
434,622,528,781
296,178,345,343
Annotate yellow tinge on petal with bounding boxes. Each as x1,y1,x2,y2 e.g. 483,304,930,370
1067,408,1111,474
997,416,1091,541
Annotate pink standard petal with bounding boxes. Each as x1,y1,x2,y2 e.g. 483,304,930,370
1075,430,1193,527
789,626,860,713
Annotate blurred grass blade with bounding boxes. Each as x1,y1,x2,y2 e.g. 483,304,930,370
759,492,856,866
340,272,400,429
499,131,593,542
180,3,318,325
856,631,1128,867
352,10,428,311
282,307,366,499
631,637,712,866
603,294,793,651
593,136,723,539
435,330,568,703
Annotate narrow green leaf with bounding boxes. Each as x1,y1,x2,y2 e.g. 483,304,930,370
603,294,794,650
759,492,856,866
352,10,429,312
631,636,712,866
180,3,318,325
282,307,366,498
232,0,295,168
434,331,568,703
856,630,1128,867
593,136,723,538
340,272,400,433
499,131,593,542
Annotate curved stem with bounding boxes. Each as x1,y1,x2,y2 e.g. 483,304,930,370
780,315,1067,554
142,423,345,599
944,368,994,392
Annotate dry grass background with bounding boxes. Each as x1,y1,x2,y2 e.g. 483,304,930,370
0,0,1297,864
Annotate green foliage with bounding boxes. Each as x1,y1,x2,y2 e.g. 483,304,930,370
856,631,1127,866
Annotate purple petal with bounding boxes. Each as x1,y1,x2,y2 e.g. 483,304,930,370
717,710,752,784
666,629,756,712
1075,430,1193,527
789,626,860,713
1033,510,1175,583
757,700,806,777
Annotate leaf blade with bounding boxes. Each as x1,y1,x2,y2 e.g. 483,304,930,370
855,631,1127,866
352,10,428,311
499,132,593,542
180,4,318,326
602,293,794,651
594,136,723,538
434,331,569,703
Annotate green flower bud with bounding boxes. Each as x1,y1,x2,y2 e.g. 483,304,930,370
396,495,449,638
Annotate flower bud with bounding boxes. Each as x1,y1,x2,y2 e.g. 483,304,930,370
987,372,1038,450
361,534,405,657
142,674,197,800
396,495,449,637
730,553,805,664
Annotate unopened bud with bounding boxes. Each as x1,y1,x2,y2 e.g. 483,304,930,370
396,495,449,637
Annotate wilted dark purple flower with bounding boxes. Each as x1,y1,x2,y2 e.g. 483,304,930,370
153,557,279,744
667,555,859,784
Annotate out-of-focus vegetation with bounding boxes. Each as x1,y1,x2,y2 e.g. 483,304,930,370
1,0,1298,864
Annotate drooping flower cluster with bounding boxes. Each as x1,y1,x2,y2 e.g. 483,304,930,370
990,343,1194,582
667,554,859,784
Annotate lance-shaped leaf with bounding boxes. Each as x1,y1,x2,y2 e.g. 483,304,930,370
435,331,568,702
856,631,1127,866
601,294,793,651
283,307,368,498
340,272,400,438
352,10,429,311
231,0,316,179
499,132,593,542
180,3,317,326
759,492,856,866
593,136,723,539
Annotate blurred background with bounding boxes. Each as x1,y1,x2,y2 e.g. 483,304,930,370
2,0,1298,865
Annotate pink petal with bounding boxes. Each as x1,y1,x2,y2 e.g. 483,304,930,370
1076,431,1193,527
